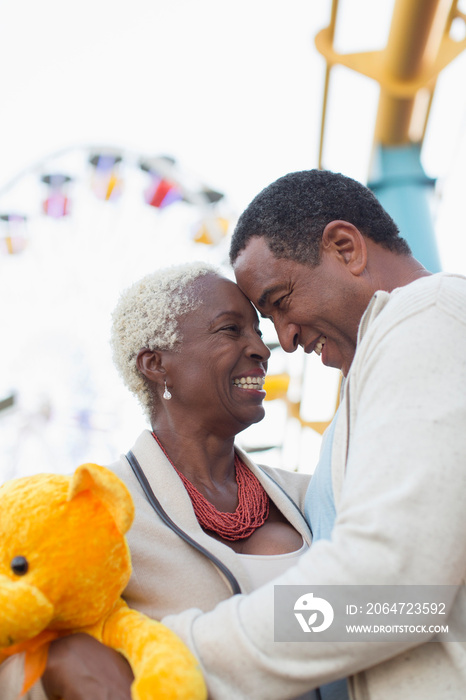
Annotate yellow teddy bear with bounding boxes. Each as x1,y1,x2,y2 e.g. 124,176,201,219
0,463,207,700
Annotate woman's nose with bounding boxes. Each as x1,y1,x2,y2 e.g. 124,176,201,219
249,333,271,361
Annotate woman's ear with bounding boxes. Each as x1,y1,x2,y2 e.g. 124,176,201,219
322,220,367,276
136,349,165,381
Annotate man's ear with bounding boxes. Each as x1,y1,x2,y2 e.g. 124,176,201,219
136,348,165,382
322,220,367,276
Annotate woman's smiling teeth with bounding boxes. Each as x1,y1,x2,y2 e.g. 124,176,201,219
233,376,265,389
314,335,327,356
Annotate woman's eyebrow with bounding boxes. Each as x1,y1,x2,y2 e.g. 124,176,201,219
209,310,244,324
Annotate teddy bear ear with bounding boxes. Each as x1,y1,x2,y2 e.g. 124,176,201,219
68,464,135,535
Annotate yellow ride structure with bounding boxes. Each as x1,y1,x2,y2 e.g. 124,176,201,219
263,0,466,449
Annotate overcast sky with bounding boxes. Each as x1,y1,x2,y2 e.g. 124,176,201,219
1,0,465,480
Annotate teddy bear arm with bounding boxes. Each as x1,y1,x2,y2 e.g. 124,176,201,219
101,599,207,700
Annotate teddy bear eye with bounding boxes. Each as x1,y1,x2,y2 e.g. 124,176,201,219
11,556,29,576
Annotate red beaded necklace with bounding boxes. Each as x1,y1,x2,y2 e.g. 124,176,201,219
152,433,270,541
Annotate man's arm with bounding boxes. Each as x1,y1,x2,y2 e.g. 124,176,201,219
163,299,466,699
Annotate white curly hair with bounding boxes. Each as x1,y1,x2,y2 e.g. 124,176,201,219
110,261,219,418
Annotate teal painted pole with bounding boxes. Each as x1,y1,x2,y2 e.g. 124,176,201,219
368,143,441,272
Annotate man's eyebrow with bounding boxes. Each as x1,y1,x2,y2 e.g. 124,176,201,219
257,284,285,308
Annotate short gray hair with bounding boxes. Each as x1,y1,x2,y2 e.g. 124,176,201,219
110,261,218,418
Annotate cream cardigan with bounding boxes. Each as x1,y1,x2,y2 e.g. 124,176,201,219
163,273,466,700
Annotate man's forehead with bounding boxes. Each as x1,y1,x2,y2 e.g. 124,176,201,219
234,237,279,279
233,235,272,261
233,238,290,300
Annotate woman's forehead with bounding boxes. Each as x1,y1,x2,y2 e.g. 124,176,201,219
192,272,237,298
184,274,257,320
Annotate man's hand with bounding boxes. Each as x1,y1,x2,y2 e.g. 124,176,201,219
42,633,134,700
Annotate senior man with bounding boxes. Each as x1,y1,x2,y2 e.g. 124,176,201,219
164,169,466,700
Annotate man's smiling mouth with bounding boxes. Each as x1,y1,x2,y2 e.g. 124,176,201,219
314,335,327,356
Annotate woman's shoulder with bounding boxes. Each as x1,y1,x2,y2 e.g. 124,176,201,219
105,430,156,491
258,463,311,492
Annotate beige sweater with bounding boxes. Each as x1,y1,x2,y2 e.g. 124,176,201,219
163,273,466,700
1,433,312,699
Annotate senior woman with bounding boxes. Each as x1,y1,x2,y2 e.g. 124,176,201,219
4,262,314,700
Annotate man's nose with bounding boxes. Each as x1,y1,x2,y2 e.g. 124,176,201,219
275,320,300,353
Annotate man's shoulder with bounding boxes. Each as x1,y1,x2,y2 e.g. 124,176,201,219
358,273,466,344
389,272,466,321
434,273,466,325
400,271,465,293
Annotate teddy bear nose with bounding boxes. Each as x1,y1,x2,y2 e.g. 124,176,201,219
10,556,29,576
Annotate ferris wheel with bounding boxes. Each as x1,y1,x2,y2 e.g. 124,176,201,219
0,146,235,480
0,144,332,481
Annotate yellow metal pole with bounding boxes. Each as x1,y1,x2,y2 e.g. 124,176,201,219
375,0,450,145
318,0,339,169
314,0,466,153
